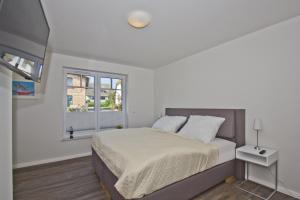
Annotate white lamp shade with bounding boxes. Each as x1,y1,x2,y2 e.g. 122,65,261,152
253,119,262,131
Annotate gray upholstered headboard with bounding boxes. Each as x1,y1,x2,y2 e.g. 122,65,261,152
165,108,245,147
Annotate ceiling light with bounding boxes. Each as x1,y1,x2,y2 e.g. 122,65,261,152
128,10,151,29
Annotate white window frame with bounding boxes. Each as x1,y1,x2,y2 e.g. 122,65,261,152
62,67,127,140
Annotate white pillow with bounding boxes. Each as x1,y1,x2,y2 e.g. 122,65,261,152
178,115,225,143
152,116,187,132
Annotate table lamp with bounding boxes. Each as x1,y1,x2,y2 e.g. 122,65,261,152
253,119,262,150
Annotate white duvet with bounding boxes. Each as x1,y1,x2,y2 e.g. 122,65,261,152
92,128,219,199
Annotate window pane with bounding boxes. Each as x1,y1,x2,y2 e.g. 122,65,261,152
67,77,73,87
86,89,95,111
112,79,122,89
83,75,94,88
65,112,96,132
67,95,73,107
67,87,95,112
101,78,111,89
99,111,124,130
67,73,81,87
100,89,122,111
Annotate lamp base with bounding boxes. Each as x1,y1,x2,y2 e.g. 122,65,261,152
254,130,260,151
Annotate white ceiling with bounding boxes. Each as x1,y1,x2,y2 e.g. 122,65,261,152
42,0,300,69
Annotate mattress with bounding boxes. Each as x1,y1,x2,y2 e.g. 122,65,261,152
211,138,236,165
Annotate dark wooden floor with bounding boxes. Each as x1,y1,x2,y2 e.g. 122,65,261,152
14,156,297,200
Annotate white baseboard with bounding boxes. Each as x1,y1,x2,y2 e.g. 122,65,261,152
248,175,300,199
13,152,92,169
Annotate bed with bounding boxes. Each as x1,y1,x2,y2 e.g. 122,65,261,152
92,108,245,200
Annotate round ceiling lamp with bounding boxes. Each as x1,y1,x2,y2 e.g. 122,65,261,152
128,10,151,29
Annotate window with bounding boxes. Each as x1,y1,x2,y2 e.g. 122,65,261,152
66,73,95,112
63,68,127,139
100,77,123,111
67,95,73,107
67,77,73,87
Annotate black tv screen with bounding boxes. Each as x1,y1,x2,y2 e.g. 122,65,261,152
0,0,49,82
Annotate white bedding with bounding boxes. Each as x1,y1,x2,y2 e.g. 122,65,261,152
92,128,219,199
211,138,236,165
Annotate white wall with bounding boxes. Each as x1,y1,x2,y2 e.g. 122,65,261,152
155,16,300,197
0,67,13,200
13,52,154,165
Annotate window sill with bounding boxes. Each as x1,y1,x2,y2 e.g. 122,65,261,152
62,135,92,141
62,132,94,141
61,128,123,141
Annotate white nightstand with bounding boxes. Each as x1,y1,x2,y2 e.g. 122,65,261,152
236,145,278,200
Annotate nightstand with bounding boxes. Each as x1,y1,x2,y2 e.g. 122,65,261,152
236,145,278,200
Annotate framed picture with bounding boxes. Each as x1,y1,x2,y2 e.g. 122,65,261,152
12,80,37,99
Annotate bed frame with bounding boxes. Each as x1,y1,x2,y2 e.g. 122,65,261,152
92,108,245,200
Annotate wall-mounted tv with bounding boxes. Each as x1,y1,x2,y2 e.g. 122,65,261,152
0,0,50,82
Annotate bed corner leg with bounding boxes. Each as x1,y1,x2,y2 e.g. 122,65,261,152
225,176,236,184
100,182,112,200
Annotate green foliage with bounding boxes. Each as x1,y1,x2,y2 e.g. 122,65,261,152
67,107,76,112
101,99,112,109
100,91,122,111
87,101,94,108
116,124,123,129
